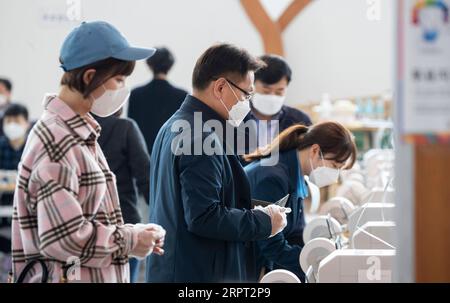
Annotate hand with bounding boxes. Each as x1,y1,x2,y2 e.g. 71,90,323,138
145,224,166,256
257,204,288,237
130,224,166,259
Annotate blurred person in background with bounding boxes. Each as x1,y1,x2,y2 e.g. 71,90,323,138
0,104,30,207
243,55,312,155
128,47,187,154
0,104,30,171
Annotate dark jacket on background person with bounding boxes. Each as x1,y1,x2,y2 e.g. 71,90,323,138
145,95,272,283
245,148,308,281
128,79,187,154
94,115,150,224
264,105,312,130
0,135,26,208
0,136,24,171
246,105,312,137
239,105,312,165
0,107,7,136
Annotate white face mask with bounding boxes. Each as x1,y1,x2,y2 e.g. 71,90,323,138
251,93,285,116
90,85,130,117
3,122,27,141
0,94,8,106
309,151,340,188
219,81,251,127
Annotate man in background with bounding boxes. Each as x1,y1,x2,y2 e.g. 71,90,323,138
245,55,312,152
0,104,29,172
128,47,187,154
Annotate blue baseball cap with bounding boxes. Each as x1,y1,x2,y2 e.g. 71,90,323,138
60,21,156,71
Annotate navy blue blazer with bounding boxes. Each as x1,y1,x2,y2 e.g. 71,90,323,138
145,95,272,283
245,149,308,280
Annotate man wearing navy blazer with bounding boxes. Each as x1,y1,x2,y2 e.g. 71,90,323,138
145,44,288,283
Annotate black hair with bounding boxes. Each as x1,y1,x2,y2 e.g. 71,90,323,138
192,43,265,90
0,78,12,92
146,47,175,75
4,103,29,121
255,54,292,85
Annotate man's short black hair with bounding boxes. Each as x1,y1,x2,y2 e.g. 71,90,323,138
255,55,292,85
4,103,29,121
0,78,12,92
146,47,175,75
192,43,265,90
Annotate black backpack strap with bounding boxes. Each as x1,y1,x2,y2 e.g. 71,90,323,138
16,259,49,283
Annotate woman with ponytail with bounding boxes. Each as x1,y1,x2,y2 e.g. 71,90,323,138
244,121,357,281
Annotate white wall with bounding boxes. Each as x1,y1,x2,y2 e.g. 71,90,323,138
0,0,394,120
284,0,394,103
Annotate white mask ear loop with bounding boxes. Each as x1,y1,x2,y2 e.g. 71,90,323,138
309,157,314,173
309,147,325,173
218,97,229,113
218,81,239,113
319,149,326,166
226,80,244,102
309,148,317,172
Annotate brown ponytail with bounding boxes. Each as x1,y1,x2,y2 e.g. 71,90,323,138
243,121,357,169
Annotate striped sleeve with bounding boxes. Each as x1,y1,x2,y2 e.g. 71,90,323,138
28,162,139,268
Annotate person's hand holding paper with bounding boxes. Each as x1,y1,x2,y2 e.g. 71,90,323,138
252,194,291,237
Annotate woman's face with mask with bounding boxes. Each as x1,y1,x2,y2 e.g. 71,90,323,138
83,69,130,117
87,73,127,98
303,144,347,188
305,144,344,175
3,115,29,141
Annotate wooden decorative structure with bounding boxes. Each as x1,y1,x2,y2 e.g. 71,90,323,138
240,0,311,55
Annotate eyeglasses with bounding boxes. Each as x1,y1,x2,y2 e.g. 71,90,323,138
225,78,254,102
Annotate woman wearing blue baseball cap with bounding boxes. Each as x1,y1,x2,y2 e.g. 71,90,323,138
10,21,165,283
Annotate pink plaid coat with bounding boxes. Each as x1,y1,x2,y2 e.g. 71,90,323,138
11,95,139,282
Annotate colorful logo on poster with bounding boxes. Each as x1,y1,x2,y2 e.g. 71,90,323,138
412,0,449,42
